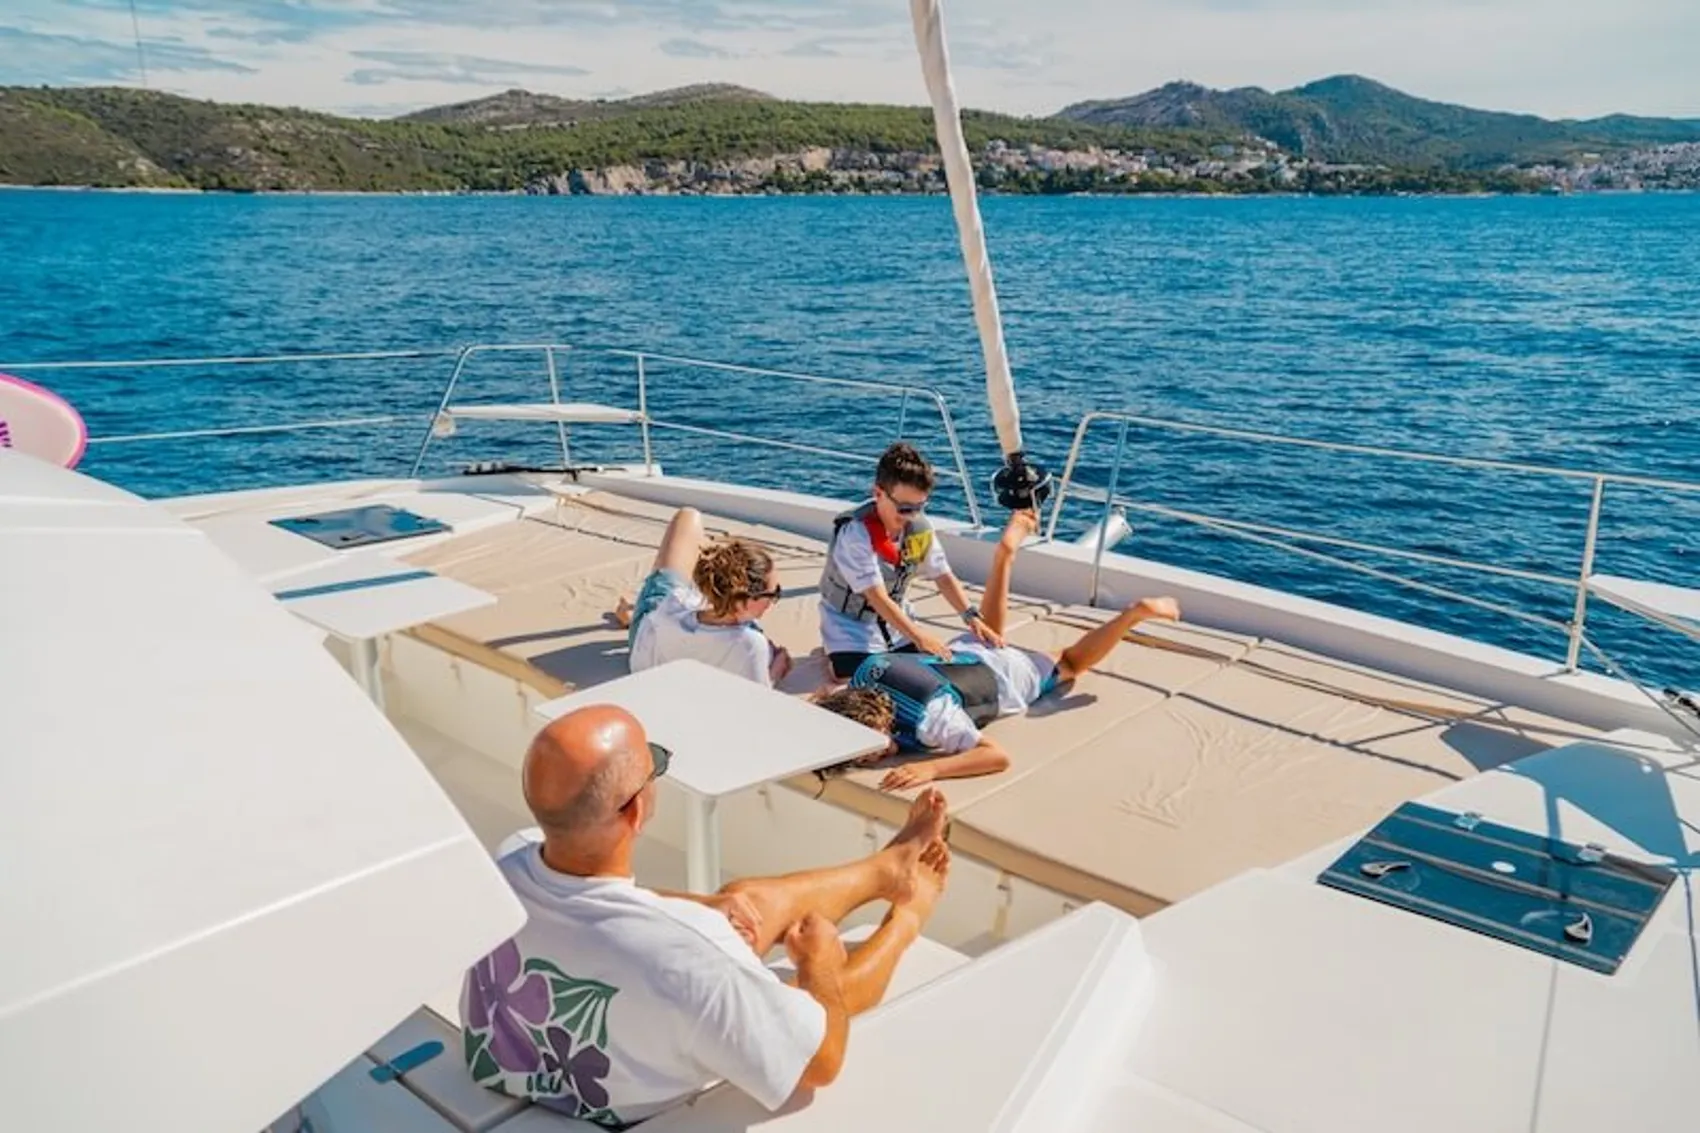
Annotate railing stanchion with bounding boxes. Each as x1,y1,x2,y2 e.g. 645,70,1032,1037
1046,412,1098,542
636,354,654,473
896,390,911,440
933,396,983,530
1090,419,1130,607
411,345,475,478
544,346,571,467
1567,476,1607,672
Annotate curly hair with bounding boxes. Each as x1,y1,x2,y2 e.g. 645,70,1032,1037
692,537,777,618
875,441,936,496
813,686,896,735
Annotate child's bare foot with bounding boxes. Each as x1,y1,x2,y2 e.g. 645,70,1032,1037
894,839,950,924
998,509,1040,555
879,788,948,901
1133,596,1180,622
613,595,634,629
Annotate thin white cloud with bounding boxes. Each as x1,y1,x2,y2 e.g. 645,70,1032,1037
1,0,1694,121
347,49,590,87
658,38,737,59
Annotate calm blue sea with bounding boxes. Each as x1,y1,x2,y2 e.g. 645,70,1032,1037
3,189,1698,690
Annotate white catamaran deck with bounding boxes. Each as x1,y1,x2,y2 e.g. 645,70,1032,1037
174,473,1624,921
14,447,1700,1133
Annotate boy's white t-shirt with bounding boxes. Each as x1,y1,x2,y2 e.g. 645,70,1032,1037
818,516,952,655
460,844,826,1125
631,580,773,685
909,638,1052,754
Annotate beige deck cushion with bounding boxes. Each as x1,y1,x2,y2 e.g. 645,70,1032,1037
392,498,1611,922
813,611,1255,828
950,644,1604,914
403,495,837,694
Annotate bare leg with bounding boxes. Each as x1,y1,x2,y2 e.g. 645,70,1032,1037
613,507,704,627
839,840,950,1016
721,789,947,956
654,506,704,579
1056,596,1181,682
982,509,1039,638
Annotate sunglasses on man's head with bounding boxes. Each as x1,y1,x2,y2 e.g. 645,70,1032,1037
620,741,672,812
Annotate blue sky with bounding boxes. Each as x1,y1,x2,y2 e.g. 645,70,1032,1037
2,0,1695,120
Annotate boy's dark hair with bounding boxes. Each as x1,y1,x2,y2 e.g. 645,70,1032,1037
875,442,936,496
813,686,896,735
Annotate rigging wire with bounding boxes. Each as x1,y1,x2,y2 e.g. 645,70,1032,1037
129,0,149,88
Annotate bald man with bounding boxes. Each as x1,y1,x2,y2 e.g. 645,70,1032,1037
458,705,951,1126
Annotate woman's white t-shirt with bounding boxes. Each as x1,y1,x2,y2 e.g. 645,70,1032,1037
630,581,773,685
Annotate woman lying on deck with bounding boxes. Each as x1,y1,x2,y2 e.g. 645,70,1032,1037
814,509,1179,790
615,506,794,686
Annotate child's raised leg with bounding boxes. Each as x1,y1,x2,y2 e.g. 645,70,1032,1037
1056,596,1181,682
982,509,1039,638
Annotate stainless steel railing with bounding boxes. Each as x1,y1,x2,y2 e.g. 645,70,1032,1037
1,342,984,527
1046,409,1700,675
407,342,984,527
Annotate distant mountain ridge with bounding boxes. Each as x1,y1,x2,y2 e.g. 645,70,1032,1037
397,83,774,127
2,76,1695,192
1058,75,1700,168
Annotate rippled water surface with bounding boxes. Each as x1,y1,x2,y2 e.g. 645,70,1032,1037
3,189,1697,687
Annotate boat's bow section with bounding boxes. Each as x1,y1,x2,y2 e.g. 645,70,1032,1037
0,450,526,1133
1110,729,1700,1133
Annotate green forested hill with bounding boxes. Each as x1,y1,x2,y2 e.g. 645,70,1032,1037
0,85,1223,192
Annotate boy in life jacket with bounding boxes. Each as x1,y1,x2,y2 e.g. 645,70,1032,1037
815,510,1180,790
817,442,1001,681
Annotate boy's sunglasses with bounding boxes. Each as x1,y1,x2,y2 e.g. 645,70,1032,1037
880,490,928,516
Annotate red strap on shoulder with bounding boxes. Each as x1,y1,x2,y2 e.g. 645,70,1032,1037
862,510,900,566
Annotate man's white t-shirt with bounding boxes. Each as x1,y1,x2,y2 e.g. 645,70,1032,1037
460,844,826,1125
818,516,952,655
908,637,1054,755
631,581,773,685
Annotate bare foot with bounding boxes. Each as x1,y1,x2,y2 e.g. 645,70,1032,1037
998,508,1040,555
895,839,950,923
879,788,948,902
613,595,634,629
887,787,948,850
1133,596,1180,622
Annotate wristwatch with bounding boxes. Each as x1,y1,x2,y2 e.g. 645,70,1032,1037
961,605,982,626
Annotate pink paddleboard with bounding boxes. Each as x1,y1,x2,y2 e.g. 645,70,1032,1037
0,372,88,469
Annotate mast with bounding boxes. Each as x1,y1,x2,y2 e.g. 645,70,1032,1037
907,0,1051,515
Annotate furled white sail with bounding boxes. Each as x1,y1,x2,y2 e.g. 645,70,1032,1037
907,0,1024,460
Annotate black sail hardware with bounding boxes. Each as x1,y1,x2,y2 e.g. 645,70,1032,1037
1318,801,1677,975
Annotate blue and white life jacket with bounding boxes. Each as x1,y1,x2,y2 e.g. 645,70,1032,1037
851,652,1001,750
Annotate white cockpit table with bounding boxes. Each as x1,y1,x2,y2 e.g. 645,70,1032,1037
271,552,495,709
535,659,890,893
